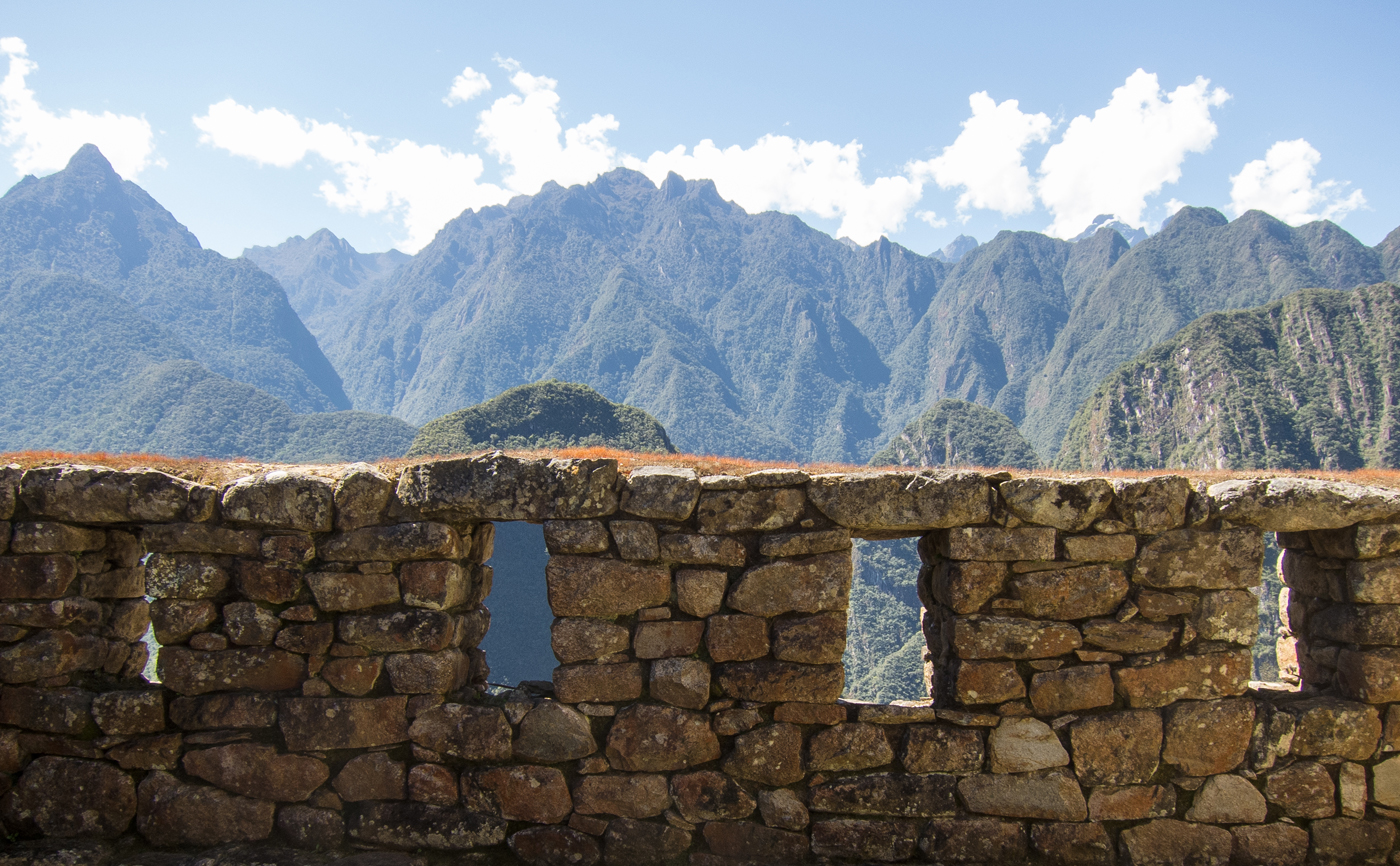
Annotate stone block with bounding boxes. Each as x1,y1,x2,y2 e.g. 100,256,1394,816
275,622,334,656
940,526,1057,561
1087,785,1175,821
1000,477,1113,531
321,656,383,696
1336,647,1400,703
158,647,306,695
722,722,804,786
546,556,670,617
715,708,763,736
91,690,164,736
1029,664,1113,715
610,520,659,561
1307,818,1396,866
1113,649,1252,708
0,598,102,630
770,611,846,664
1,756,134,838
348,800,507,850
221,471,333,532
902,724,984,775
658,533,747,566
1112,476,1191,533
806,470,991,531
1312,603,1400,645
1209,476,1400,531
1137,589,1198,618
398,561,469,610
1117,819,1231,866
338,609,456,652
554,662,644,703
809,772,958,817
601,817,690,866
809,722,894,772
705,820,809,864
183,742,328,802
649,657,710,709
1266,761,1335,818
509,826,601,866
1135,528,1263,589
758,789,807,830
1012,565,1128,620
807,819,915,862
1185,773,1266,823
988,717,1068,773
1376,755,1400,809
1069,710,1162,786
150,598,218,644
10,522,106,554
705,614,769,662
1286,698,1381,760
1191,590,1259,645
955,660,1025,705
1280,550,1344,600
319,521,462,561
715,659,843,703
224,601,282,646
1315,524,1400,561
1030,822,1113,866
386,649,468,693
476,765,572,823
0,554,72,600
1081,617,1177,652
553,618,631,663
696,488,806,534
234,561,302,604
408,763,459,805
952,615,1083,659
1229,825,1309,866
308,571,400,612
669,770,756,822
544,519,611,554
760,528,851,558
277,804,345,850
395,454,618,520
145,553,228,599
20,465,206,524
633,620,704,658
921,817,1029,864
136,770,275,847
0,630,107,683
675,569,727,619
605,705,720,772
331,463,392,531
572,772,670,818
169,693,277,730
1162,698,1254,776
958,771,1086,821
1062,533,1137,562
1345,555,1400,603
80,567,144,599
622,466,700,521
514,700,597,762
281,695,409,751
106,599,150,641
726,551,852,617
930,559,1007,614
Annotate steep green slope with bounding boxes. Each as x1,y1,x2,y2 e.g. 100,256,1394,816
843,538,925,703
408,380,674,457
0,145,348,412
1058,282,1400,471
870,399,1040,468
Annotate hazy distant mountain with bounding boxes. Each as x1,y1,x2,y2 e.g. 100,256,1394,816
243,229,408,340
1073,214,1147,246
1059,281,1400,471
870,399,1039,468
932,234,978,263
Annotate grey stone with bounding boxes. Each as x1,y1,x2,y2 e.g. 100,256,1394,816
20,465,208,524
807,470,991,531
10,522,107,554
546,556,670,617
1112,476,1191,533
758,788,808,830
622,466,700,521
1081,618,1177,653
318,522,462,561
760,528,851,558
1062,533,1138,562
696,488,805,534
999,477,1113,531
726,551,852,616
1312,603,1400,646
145,553,228,599
282,696,410,751
1135,528,1263,589
514,701,597,762
1209,477,1400,531
958,772,1087,821
610,520,659,560
940,526,1057,561
543,519,611,554
675,569,727,618
809,722,895,772
220,471,334,531
395,454,618,520
1191,590,1259,644
649,657,710,710
1184,774,1265,823
333,463,393,531
1011,565,1128,620
988,717,1068,773
952,615,1083,659
552,617,631,663
1306,818,1396,866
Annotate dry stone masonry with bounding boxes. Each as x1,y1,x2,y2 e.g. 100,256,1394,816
2,457,1400,865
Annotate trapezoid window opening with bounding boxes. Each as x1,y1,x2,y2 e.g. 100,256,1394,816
843,535,927,703
477,520,557,693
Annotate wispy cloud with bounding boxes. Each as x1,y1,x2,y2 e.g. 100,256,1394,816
1229,138,1365,225
444,66,491,106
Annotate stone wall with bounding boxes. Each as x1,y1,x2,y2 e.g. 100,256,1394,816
2,457,1400,865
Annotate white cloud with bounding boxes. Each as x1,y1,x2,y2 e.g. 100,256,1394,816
0,37,160,178
1037,69,1230,238
444,67,491,105
625,135,922,243
908,92,1051,216
916,210,947,228
1228,138,1365,225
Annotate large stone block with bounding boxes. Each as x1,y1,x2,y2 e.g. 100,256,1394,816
1134,528,1263,589
400,560,470,610
338,609,456,652
1011,565,1127,620
999,477,1113,531
0,630,106,683
476,766,572,823
0,554,77,599
696,488,805,534
150,598,218,644
669,770,756,822
554,662,644,703
183,743,327,801
940,526,1057,561
1031,822,1113,866
1086,785,1175,821
1062,533,1137,562
220,471,333,532
1285,698,1381,760
136,771,274,847
770,611,846,664
510,826,601,866
715,659,843,703
158,647,306,695
395,454,618,520
951,616,1083,659
958,772,1087,821
278,804,345,850
706,614,769,662
930,559,1007,615
723,722,803,785
145,553,228,599
726,551,852,617
1345,555,1400,603
552,617,630,664
386,648,469,693
610,520,659,561
1081,618,1177,653
760,528,851,558
1112,649,1252,708
348,801,507,850
308,571,401,612
280,696,409,750
1265,761,1335,818
20,465,208,524
0,686,93,735
704,821,809,865
3,756,135,838
572,772,670,818
1162,698,1254,776
1190,590,1259,644
544,519,611,554
807,470,991,531
955,659,1025,705
902,724,984,775
921,817,1029,864
1117,819,1231,866
1312,603,1400,645
234,561,302,604
332,463,393,531
622,466,700,521
605,705,720,772
91,690,164,736
601,818,690,866
0,598,102,630
675,569,727,618
1337,647,1400,703
319,522,463,562
1185,773,1266,823
809,819,917,862
809,723,895,772
514,700,597,762
1307,818,1397,866
333,752,405,801
1029,664,1113,715
649,657,710,710
80,566,145,599
1113,475,1191,533
988,717,1068,773
633,620,704,658
1209,477,1400,531
1229,825,1309,866
224,601,281,646
169,693,276,729
10,522,106,554
546,557,670,617
1315,524,1400,561
408,702,511,760
809,772,958,817
658,533,747,566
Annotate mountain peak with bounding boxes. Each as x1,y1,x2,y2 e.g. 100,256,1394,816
1072,214,1147,246
64,143,121,181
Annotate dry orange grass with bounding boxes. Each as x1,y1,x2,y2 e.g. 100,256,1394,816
6,446,1400,490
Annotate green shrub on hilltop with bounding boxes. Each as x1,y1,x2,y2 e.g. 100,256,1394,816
407,380,675,457
870,399,1040,469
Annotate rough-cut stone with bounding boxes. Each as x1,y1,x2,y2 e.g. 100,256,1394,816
275,622,334,655
672,569,725,619
807,723,893,772
1012,565,1128,620
80,566,145,599
90,690,164,736
158,647,306,695
809,772,958,817
1081,618,1177,652
10,522,107,554
476,766,572,823
1062,533,1137,562
349,801,507,850
0,686,94,735
1030,664,1113,715
902,724,984,775
321,656,382,696
726,552,851,617
988,717,1068,773
514,701,597,762
715,659,843,703
281,695,409,751
930,559,1007,614
0,629,107,682
0,554,77,599
1210,477,1400,531
145,553,228,599
1117,819,1231,866
1185,773,1266,823
308,571,400,612
1345,555,1400,604
622,466,700,521
703,820,808,864
543,520,611,554
770,612,846,664
223,601,282,646
510,825,601,866
760,528,851,558
332,752,406,801
759,788,807,830
1087,785,1175,821
1162,698,1254,776
1279,550,1343,599
668,770,755,822
1191,590,1259,644
1000,477,1113,531
958,771,1086,821
183,743,327,802
921,817,1029,864
338,609,456,652
570,772,669,818
1307,818,1396,866
1031,822,1113,866
3,756,135,838
554,662,644,703
649,657,710,710
609,520,659,561
169,693,276,729
715,722,800,786
1314,524,1400,560
408,764,458,805
658,533,746,566
136,771,275,847
1135,528,1263,589
955,660,1025,705
407,702,510,760
806,819,914,862
696,488,805,534
396,454,618,520
1113,650,1252,708
20,466,206,524
1229,825,1309,866
1286,698,1381,760
386,649,468,693
1069,710,1162,786
714,708,763,736
150,598,219,644
1265,761,1335,818
601,817,690,866
319,522,461,561
221,471,333,532
952,615,1083,659
546,557,670,617
633,620,704,658
807,470,991,530
941,526,1057,561
1313,603,1400,645
1374,754,1400,808
398,560,467,611
233,561,302,605
552,618,631,663
705,614,769,662
605,705,720,772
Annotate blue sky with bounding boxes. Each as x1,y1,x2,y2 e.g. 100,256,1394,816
2,1,1396,257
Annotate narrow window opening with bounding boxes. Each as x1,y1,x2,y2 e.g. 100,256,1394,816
1253,532,1289,684
478,521,556,690
843,537,927,702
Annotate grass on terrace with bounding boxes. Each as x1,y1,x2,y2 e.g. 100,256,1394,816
5,446,1400,490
